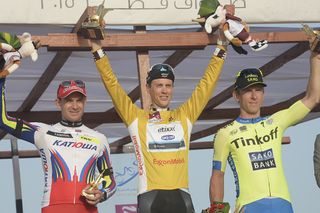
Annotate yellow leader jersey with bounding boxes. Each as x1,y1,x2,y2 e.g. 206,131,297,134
95,47,225,194
213,101,310,209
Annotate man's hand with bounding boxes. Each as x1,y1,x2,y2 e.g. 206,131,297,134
208,201,230,213
91,40,102,52
230,38,242,47
82,184,104,205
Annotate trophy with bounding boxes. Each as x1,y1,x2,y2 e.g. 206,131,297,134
302,24,320,53
81,169,110,199
81,0,111,40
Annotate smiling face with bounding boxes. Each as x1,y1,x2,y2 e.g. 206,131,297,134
56,92,86,122
233,85,265,118
147,78,174,109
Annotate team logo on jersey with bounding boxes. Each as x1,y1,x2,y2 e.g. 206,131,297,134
239,126,247,132
158,126,175,133
231,127,278,149
249,148,276,170
266,118,273,125
79,135,100,144
153,157,185,166
148,111,162,122
161,135,175,140
53,140,97,150
168,116,175,122
230,129,238,135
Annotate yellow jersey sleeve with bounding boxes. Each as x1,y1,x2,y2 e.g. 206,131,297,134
178,52,225,124
95,55,140,126
271,100,310,130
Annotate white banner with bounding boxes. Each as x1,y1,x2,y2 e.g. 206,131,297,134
1,0,319,25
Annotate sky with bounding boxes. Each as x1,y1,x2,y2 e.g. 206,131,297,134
1,117,320,213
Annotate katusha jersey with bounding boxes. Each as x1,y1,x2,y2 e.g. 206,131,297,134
213,100,310,209
0,78,116,209
95,47,226,194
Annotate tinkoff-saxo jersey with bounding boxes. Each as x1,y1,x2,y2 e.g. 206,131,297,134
95,47,226,194
213,100,310,209
0,78,116,209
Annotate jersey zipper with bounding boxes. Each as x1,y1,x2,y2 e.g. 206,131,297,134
254,128,272,197
73,133,77,204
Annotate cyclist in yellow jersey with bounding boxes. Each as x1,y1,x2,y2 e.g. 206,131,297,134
209,38,320,213
90,30,228,213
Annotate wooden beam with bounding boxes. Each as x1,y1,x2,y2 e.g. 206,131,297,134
135,26,151,110
33,31,309,51
7,91,320,124
0,136,291,157
205,41,310,110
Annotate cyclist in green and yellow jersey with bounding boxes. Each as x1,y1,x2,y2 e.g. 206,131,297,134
209,38,320,213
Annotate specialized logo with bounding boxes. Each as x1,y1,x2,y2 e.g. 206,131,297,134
47,130,72,138
52,140,97,150
231,127,278,149
249,148,276,170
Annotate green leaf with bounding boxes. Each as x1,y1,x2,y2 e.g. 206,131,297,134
198,0,220,17
0,32,21,49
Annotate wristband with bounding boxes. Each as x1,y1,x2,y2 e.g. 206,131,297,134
213,47,227,60
93,49,106,61
7,63,19,73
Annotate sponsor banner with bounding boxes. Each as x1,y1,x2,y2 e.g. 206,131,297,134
1,0,319,24
249,148,276,170
115,204,137,213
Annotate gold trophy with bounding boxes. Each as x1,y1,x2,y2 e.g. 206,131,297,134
302,24,320,53
81,169,106,199
81,0,111,40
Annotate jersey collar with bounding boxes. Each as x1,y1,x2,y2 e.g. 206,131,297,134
236,117,265,124
60,119,83,127
150,104,169,112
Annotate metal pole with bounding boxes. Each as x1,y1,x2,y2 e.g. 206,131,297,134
11,138,23,213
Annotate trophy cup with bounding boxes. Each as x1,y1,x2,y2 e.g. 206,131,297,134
302,24,320,53
81,169,108,199
81,0,111,40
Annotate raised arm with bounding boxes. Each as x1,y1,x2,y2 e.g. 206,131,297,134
91,40,139,126
301,38,320,109
179,29,228,123
0,43,14,52
0,78,36,143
